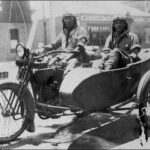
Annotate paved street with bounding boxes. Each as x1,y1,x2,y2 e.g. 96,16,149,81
0,56,150,149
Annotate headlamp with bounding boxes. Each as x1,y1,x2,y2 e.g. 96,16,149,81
16,44,25,58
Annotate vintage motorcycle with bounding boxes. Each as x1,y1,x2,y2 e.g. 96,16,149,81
0,43,94,144
0,43,150,144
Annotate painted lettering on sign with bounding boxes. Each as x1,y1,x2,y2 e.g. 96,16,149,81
81,15,113,21
81,14,150,23
88,25,110,32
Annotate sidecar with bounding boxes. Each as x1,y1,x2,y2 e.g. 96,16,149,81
60,49,150,112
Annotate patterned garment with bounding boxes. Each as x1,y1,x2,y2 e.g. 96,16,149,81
103,31,140,69
51,26,88,50
48,26,89,76
104,31,139,55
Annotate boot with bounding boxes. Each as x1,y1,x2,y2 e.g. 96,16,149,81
105,49,120,70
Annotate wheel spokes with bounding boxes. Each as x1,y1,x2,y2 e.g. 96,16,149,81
0,88,26,138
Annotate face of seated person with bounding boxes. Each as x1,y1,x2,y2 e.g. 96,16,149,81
114,20,126,34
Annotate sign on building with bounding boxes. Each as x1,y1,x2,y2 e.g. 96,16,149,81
80,14,113,22
88,25,110,32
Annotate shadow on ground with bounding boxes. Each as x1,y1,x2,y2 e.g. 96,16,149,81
67,114,141,149
1,113,149,149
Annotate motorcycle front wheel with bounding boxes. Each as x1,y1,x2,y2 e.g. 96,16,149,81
0,83,28,144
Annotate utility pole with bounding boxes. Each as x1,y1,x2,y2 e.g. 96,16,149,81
42,1,47,45
49,1,56,42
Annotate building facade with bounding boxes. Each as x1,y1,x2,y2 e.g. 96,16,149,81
0,1,33,61
55,12,150,48
32,19,51,49
78,14,113,47
123,1,150,13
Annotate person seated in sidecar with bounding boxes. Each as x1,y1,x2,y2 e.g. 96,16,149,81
92,16,141,70
41,13,89,76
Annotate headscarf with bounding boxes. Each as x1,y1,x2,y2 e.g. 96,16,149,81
62,13,77,32
62,13,78,47
111,17,129,48
112,17,129,33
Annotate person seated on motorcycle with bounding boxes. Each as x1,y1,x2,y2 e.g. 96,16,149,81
42,13,89,76
103,16,141,70
26,13,88,133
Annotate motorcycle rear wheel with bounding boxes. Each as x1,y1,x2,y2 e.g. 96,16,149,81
0,83,28,144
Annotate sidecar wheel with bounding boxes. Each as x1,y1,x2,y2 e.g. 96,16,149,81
137,71,150,125
0,83,28,144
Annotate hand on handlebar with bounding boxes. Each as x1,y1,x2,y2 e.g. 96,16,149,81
68,46,82,57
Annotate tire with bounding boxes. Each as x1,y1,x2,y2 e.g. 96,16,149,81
137,71,150,125
0,83,29,144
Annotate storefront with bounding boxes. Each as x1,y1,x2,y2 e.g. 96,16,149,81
78,13,113,47
87,23,111,47
133,16,150,47
55,13,150,48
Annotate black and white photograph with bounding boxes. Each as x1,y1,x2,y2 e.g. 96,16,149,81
0,0,150,149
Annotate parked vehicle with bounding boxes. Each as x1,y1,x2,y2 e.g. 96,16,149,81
0,43,149,144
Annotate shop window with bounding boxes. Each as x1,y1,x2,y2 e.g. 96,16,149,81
10,29,19,52
89,33,100,46
89,32,109,47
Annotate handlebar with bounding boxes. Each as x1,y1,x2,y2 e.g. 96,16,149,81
33,50,79,60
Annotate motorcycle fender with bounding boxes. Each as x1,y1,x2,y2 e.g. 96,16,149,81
23,86,35,121
0,82,35,121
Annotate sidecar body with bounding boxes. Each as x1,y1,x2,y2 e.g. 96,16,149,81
60,50,150,111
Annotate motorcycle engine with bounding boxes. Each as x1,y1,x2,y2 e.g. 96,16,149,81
40,80,59,103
